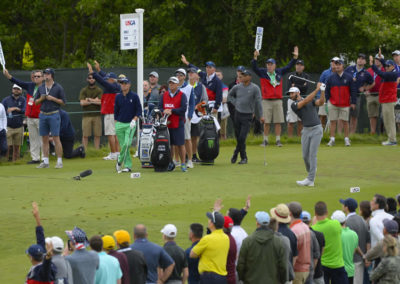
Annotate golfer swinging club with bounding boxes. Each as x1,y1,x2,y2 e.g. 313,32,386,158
289,82,326,186
114,77,142,173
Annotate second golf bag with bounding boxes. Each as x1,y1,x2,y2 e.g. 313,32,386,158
197,103,219,164
150,109,171,172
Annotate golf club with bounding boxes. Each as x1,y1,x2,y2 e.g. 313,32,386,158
288,75,316,84
264,143,267,166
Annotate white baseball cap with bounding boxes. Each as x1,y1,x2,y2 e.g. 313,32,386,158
45,236,64,253
331,210,346,224
287,87,300,94
175,68,187,77
161,224,177,238
391,50,400,56
168,76,179,84
331,56,340,62
12,84,22,90
375,54,384,59
149,71,159,78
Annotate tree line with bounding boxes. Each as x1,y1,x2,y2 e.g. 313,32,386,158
1,0,399,71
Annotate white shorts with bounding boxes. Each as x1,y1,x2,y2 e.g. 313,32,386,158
328,102,350,121
184,119,191,140
104,114,116,136
286,99,301,123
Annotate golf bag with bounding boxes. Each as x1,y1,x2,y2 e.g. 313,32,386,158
197,103,219,164
150,110,171,172
139,124,153,168
139,106,157,168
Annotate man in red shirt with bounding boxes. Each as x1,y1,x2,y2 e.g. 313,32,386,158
366,54,383,135
159,77,188,172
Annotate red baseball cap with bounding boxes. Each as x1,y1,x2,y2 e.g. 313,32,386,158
224,216,234,229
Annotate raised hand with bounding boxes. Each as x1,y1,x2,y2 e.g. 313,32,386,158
3,68,11,79
254,50,260,59
181,54,189,65
94,60,100,71
213,198,224,212
293,46,299,59
244,195,251,211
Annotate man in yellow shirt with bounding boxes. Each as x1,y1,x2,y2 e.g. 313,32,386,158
190,211,229,283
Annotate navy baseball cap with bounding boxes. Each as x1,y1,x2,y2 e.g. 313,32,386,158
241,69,252,76
206,211,224,228
43,68,55,75
296,59,304,65
105,72,117,80
119,77,131,84
266,58,276,64
26,244,45,258
384,60,396,67
187,67,198,74
339,198,358,211
205,61,216,68
383,219,399,234
358,53,366,59
236,65,246,72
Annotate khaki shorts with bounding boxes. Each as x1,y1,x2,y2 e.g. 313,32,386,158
262,99,284,123
328,102,350,121
366,95,380,118
7,127,23,146
82,116,102,137
104,114,116,136
286,99,301,123
318,103,327,116
184,119,191,140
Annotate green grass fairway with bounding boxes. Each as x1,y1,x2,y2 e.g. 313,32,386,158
0,143,399,281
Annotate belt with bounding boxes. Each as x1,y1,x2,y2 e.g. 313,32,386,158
40,110,59,115
263,98,282,100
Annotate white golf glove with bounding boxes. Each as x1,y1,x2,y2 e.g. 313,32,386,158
130,120,136,129
320,83,326,91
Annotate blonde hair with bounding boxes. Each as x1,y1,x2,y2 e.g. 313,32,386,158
383,235,398,257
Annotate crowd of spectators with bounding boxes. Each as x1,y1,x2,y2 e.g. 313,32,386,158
25,193,400,284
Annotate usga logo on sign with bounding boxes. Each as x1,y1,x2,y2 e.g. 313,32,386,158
125,20,136,26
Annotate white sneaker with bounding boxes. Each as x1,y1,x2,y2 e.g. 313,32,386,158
103,153,113,160
344,137,351,146
382,141,397,146
111,152,119,160
296,178,314,187
173,160,180,167
55,162,63,169
187,160,194,168
327,139,335,147
36,162,49,169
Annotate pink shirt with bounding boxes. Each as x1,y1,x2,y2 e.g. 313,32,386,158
290,220,311,272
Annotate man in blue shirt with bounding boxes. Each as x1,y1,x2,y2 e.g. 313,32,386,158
59,110,85,159
2,84,26,162
131,224,175,284
185,223,203,284
34,68,66,169
114,77,142,173
345,53,374,134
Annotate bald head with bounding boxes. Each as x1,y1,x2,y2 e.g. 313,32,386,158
134,224,147,239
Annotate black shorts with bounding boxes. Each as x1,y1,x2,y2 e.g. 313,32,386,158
191,123,200,137
169,126,185,146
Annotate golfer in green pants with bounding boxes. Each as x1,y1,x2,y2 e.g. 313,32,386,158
114,78,142,172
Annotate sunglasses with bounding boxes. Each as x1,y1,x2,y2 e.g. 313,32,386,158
34,75,42,78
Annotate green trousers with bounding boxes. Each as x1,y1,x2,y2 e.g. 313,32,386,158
115,121,136,169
